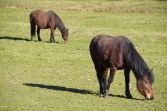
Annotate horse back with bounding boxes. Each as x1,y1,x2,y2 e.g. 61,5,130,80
90,34,127,69
30,10,54,29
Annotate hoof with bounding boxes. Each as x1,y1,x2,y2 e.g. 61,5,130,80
64,40,68,43
103,95,109,98
126,93,133,99
103,90,109,98
100,93,104,97
100,92,104,97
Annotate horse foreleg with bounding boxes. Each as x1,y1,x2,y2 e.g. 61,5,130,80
37,27,42,41
50,28,55,43
104,66,117,98
124,68,133,99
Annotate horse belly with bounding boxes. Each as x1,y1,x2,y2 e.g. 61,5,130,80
35,14,48,29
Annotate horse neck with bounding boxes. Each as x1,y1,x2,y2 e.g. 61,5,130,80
57,24,66,34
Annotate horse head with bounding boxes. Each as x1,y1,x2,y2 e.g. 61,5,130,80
137,69,154,100
62,29,69,43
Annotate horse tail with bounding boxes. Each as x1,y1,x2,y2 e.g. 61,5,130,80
30,13,36,37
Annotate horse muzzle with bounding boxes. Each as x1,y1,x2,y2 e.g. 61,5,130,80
145,96,154,100
64,40,68,43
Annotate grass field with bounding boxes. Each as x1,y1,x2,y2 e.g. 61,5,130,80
0,0,167,110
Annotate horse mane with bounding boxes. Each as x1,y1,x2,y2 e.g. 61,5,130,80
49,10,67,32
122,37,154,83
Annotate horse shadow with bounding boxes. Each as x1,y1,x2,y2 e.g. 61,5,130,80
0,36,62,44
0,36,30,41
23,83,96,95
23,83,143,100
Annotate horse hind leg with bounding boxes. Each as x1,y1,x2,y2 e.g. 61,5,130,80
101,66,109,95
104,66,117,98
94,65,109,96
37,26,42,41
90,44,105,96
91,59,104,96
97,65,104,96
30,19,36,41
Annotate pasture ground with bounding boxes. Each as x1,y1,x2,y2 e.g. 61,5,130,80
0,0,167,110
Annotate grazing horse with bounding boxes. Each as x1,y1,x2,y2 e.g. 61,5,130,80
89,34,154,100
30,9,69,43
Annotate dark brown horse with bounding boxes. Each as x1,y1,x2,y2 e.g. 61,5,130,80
30,9,69,43
89,34,154,100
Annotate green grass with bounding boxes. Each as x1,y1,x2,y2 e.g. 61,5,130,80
0,0,167,110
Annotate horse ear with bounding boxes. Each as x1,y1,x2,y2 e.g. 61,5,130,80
151,69,153,72
67,29,69,31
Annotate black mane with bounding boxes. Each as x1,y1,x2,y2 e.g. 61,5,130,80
49,10,67,32
123,37,154,83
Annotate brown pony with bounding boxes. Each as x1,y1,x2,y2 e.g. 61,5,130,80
30,9,69,43
89,34,154,100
